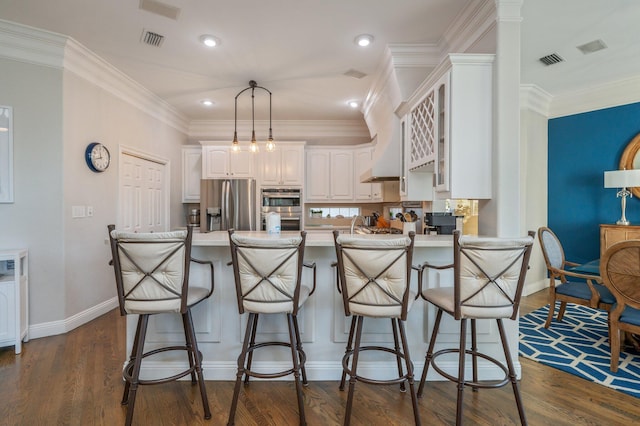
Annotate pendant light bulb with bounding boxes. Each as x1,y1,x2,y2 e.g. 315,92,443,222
266,138,276,152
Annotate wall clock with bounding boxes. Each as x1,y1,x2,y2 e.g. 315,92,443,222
85,142,110,173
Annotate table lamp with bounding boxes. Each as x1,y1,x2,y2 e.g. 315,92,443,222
604,169,640,225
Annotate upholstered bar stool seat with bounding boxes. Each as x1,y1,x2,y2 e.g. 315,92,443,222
333,230,421,426
417,230,534,426
227,230,316,426
107,225,214,426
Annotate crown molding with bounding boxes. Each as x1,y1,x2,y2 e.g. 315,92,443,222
0,19,188,133
0,19,67,68
63,38,188,133
548,75,640,118
188,119,370,144
520,84,552,116
439,0,496,54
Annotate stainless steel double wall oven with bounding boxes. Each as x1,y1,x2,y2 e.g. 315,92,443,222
261,188,302,231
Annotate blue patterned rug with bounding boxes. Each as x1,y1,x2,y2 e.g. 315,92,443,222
519,303,640,398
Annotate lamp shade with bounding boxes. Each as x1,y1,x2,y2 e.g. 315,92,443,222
604,169,640,188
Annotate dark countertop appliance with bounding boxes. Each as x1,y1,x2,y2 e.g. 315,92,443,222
424,212,460,235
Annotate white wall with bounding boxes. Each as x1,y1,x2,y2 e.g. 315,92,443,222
0,57,66,325
61,70,187,320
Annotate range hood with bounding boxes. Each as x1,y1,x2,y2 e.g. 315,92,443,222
359,125,401,183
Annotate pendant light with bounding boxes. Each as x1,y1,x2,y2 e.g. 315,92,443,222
232,80,275,153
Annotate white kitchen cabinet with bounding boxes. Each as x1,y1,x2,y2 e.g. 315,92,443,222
354,147,382,201
0,249,28,354
433,54,493,199
408,89,436,171
182,146,202,202
202,146,254,178
399,117,434,201
259,143,304,187
305,148,354,201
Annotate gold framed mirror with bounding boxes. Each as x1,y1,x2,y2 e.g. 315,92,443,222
619,131,640,198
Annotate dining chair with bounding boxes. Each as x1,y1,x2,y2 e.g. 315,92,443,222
599,239,640,372
417,230,535,425
538,226,615,328
107,224,214,426
333,230,421,426
226,229,316,426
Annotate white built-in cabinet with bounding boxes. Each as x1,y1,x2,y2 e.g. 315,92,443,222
399,116,434,201
201,146,254,179
354,147,382,201
0,249,28,354
259,143,304,187
400,53,493,200
305,148,356,201
182,146,202,202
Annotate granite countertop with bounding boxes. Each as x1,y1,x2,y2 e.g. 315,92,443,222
192,230,452,248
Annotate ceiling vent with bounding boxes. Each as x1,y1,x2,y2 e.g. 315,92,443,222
539,53,564,66
141,29,165,47
344,69,367,79
577,39,607,54
139,0,181,20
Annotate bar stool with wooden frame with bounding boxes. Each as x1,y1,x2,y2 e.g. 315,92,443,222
226,230,316,426
107,224,214,426
416,230,535,426
332,230,421,426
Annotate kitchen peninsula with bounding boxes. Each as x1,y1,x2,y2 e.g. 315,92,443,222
128,231,522,383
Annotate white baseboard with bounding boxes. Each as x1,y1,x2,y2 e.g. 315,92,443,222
523,279,548,297
28,297,118,340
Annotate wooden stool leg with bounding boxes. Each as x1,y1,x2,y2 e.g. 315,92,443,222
125,314,149,426
391,318,406,392
344,315,364,426
287,313,307,425
340,316,357,391
228,312,256,426
496,319,527,425
544,294,555,328
455,318,468,426
418,308,443,398
185,309,211,420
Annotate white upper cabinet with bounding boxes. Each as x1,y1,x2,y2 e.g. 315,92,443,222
182,146,202,202
305,148,355,202
259,143,304,187
435,54,493,199
202,146,254,179
354,147,382,201
408,90,436,171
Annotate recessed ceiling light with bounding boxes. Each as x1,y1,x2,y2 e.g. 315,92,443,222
354,34,373,47
347,101,359,108
199,34,220,47
201,100,214,107
0,127,7,132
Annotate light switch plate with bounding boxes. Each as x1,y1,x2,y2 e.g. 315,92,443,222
72,205,85,218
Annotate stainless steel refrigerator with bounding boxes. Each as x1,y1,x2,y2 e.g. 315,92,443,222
200,178,257,232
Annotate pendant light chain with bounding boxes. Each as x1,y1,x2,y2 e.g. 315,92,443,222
231,80,276,153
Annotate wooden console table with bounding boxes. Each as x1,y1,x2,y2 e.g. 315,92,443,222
600,224,640,257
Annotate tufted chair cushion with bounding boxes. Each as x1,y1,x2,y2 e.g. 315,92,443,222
230,233,306,314
540,229,563,269
110,230,189,314
423,235,533,319
335,234,414,318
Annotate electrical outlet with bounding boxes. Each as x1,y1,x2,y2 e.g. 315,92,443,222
87,206,94,217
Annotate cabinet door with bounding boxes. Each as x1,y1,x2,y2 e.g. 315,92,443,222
409,89,436,170
182,147,202,202
354,148,373,201
434,72,450,192
331,151,354,200
202,147,229,178
305,150,330,201
260,149,281,186
280,145,304,186
229,150,254,177
0,281,15,344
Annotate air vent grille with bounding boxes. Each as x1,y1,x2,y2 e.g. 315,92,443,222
344,69,367,79
141,30,165,47
539,53,564,66
577,39,607,54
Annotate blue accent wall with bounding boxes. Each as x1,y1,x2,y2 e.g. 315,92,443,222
548,101,640,263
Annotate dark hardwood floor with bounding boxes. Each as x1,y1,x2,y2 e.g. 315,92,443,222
1,290,639,425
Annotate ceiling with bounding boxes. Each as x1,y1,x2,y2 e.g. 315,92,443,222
1,0,639,125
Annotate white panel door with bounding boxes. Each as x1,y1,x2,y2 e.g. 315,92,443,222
120,152,168,233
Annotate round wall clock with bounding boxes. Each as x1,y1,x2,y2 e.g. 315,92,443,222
85,142,110,172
